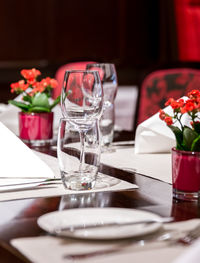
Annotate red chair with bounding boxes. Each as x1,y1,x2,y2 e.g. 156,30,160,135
53,61,96,99
174,0,200,62
136,68,200,126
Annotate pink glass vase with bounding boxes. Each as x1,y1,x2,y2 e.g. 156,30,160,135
19,112,54,146
172,147,200,201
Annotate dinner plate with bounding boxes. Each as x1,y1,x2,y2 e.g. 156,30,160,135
37,207,163,240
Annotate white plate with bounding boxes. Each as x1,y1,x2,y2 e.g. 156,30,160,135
37,208,163,240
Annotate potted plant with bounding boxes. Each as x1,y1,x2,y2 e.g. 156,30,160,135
159,90,200,201
9,68,60,145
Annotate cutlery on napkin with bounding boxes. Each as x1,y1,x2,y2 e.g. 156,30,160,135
134,96,191,154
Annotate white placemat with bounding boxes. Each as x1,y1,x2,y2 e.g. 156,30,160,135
11,219,200,263
101,147,172,184
0,151,137,202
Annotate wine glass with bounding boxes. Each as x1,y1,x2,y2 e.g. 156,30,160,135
61,70,103,125
60,70,103,186
86,63,118,146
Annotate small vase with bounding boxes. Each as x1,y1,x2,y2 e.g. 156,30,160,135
172,147,200,201
19,112,54,146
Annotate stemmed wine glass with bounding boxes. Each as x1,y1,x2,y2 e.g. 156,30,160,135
60,70,103,185
86,63,118,146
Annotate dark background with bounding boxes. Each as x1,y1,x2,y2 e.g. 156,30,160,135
0,0,180,102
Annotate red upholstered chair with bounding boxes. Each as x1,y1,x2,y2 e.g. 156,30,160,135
53,61,96,99
174,0,200,61
136,68,200,126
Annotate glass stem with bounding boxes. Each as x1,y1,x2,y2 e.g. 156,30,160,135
79,130,86,173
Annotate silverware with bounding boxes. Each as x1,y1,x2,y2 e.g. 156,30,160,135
54,217,173,234
0,178,61,192
111,141,135,148
171,223,200,245
63,223,200,260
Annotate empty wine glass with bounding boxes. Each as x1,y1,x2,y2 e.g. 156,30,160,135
61,70,103,126
60,70,103,187
86,63,118,146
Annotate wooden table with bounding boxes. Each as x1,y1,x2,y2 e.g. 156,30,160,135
0,131,199,262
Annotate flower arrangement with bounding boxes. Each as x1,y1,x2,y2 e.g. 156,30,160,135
159,90,200,152
8,68,60,113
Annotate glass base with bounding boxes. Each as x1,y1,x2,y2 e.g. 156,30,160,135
173,188,198,201
61,172,96,191
22,138,53,147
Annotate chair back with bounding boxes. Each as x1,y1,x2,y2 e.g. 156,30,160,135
53,61,96,99
136,68,200,125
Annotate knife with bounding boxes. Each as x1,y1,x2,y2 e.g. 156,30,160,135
54,217,173,233
0,178,61,192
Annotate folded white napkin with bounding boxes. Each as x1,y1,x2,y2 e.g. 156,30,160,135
0,122,54,179
135,97,190,154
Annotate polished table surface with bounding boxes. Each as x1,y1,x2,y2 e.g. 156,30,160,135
0,131,200,263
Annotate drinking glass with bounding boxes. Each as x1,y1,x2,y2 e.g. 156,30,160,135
86,63,118,146
61,70,103,177
57,118,101,190
61,70,103,124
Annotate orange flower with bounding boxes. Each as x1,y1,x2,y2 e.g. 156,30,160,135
40,77,58,88
10,80,29,93
29,82,45,96
21,68,41,80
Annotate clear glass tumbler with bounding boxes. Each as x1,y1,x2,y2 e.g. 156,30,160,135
57,118,101,190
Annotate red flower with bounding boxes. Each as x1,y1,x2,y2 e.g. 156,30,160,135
10,80,29,93
21,68,41,80
40,77,58,88
164,116,173,126
165,98,175,107
181,100,196,113
159,109,166,120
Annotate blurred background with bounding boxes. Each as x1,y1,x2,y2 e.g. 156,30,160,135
1,0,200,125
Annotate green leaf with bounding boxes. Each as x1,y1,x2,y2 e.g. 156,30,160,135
191,135,200,152
8,100,29,112
50,96,60,110
183,127,198,151
193,122,200,134
23,95,32,103
169,125,184,150
32,93,50,108
29,106,51,113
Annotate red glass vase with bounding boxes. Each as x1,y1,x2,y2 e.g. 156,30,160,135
172,147,200,201
19,112,54,146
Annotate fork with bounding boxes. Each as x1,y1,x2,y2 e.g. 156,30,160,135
63,224,200,260
174,223,200,245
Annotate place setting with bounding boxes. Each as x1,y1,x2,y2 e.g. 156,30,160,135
0,67,138,202
2,65,200,263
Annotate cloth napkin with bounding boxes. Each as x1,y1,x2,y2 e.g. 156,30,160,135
135,97,190,154
0,121,54,179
